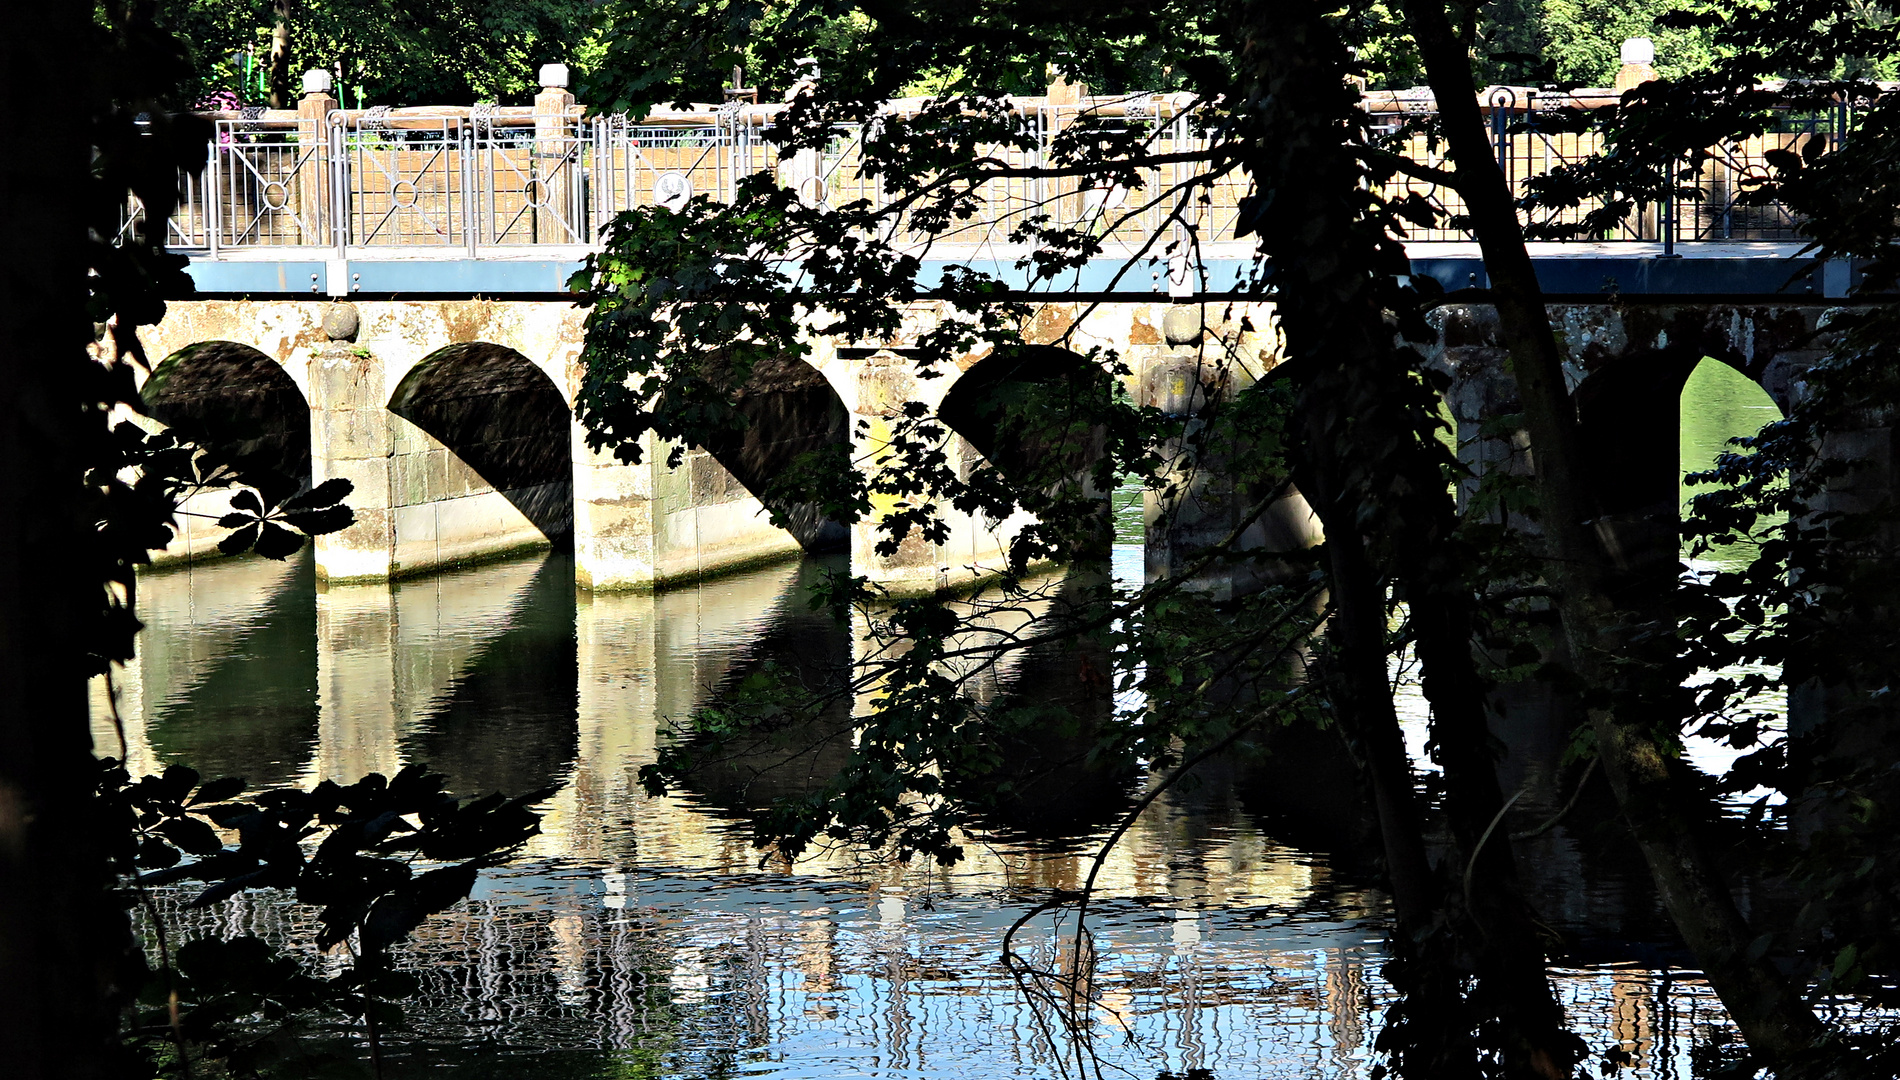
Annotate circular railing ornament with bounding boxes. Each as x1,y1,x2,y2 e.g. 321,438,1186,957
655,171,692,211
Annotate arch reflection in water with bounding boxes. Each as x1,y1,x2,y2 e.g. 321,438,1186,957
92,552,319,788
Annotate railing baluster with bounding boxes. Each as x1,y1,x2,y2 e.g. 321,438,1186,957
206,129,221,260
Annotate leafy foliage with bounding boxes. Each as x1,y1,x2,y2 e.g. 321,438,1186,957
102,761,549,1077
154,0,604,106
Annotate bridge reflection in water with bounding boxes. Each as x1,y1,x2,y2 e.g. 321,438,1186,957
101,549,1735,1079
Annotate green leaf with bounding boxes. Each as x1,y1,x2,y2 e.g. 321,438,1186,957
283,505,354,535
1833,944,1859,981
155,764,201,803
284,477,353,511
217,523,260,556
136,836,180,870
188,776,247,806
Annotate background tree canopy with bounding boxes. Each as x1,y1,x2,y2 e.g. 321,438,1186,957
156,0,604,106
151,0,1842,109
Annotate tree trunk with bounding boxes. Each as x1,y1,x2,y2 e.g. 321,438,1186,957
0,3,132,1076
1231,0,1439,936
1233,5,1579,1075
1400,0,1827,1062
269,0,293,109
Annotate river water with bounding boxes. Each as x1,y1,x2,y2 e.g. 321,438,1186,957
92,362,1784,1079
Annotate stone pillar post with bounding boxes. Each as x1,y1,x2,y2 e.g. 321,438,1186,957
851,351,947,593
1613,38,1659,93
569,412,805,591
295,69,338,248
778,63,825,205
1613,40,1662,237
1046,66,1090,226
534,64,579,243
780,146,825,206
309,302,398,582
572,423,662,591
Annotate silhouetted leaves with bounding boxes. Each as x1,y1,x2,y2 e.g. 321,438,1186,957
212,477,355,559
101,760,550,1076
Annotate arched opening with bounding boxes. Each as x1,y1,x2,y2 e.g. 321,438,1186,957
692,351,852,553
388,343,574,544
1574,350,1789,589
1680,357,1785,567
142,552,319,791
1573,350,1704,601
143,341,310,503
937,344,1115,558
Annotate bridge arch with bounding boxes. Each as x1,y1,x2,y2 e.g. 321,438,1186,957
690,349,853,553
938,344,1116,557
143,340,311,504
387,342,574,548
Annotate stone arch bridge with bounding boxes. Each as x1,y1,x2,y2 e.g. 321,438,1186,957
122,297,1282,592
117,294,1840,594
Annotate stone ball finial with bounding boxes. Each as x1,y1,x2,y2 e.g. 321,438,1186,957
1614,38,1659,92
302,68,333,97
1163,304,1204,347
323,301,360,342
538,63,570,89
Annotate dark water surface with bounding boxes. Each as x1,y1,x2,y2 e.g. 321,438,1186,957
96,541,1745,1079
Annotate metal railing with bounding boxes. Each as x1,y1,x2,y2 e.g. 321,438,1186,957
124,89,1826,259
1367,86,1828,245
